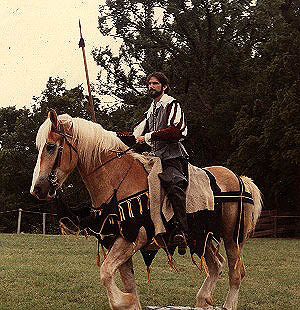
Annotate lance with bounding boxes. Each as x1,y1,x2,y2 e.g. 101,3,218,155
78,19,97,122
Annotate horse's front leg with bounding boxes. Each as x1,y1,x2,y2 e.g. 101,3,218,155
100,227,148,310
119,257,137,294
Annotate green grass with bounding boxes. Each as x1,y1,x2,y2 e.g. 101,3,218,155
0,234,299,310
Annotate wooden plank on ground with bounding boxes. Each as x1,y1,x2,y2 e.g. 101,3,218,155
146,306,225,310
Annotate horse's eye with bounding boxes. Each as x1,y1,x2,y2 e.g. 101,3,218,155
46,143,57,154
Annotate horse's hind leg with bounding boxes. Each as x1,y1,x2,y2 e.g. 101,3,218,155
100,228,148,310
222,201,253,310
223,241,246,310
195,242,226,307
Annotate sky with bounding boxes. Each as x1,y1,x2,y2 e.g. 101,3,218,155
1,1,258,110
0,0,120,109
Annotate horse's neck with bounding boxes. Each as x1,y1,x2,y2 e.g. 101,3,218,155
78,152,148,208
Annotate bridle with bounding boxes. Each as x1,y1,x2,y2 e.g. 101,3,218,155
47,122,78,191
46,120,136,196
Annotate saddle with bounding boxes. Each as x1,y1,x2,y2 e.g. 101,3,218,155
144,155,215,236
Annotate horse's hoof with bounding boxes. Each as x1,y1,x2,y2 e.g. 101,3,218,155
173,233,187,255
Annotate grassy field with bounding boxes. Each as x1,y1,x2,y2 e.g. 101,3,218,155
0,234,299,310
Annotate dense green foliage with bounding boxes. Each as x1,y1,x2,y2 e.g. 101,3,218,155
0,1,299,232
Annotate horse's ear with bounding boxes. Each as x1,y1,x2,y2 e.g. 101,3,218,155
48,109,58,129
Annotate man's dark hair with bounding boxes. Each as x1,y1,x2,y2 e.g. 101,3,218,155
146,71,170,94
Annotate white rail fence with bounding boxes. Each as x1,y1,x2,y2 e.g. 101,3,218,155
0,209,57,234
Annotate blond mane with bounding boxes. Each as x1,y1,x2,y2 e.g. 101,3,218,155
36,114,139,171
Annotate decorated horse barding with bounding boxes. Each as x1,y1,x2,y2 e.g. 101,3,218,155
30,110,262,310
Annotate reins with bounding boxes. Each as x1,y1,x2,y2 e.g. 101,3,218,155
86,144,136,177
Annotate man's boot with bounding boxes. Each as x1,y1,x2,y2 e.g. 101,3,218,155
167,184,188,255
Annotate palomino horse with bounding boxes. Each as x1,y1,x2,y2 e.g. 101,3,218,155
30,110,262,310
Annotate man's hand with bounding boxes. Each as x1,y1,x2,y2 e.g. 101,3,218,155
136,136,145,144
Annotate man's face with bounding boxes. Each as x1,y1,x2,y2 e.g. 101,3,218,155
148,76,166,99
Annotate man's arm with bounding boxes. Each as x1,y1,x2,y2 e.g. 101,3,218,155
117,113,148,145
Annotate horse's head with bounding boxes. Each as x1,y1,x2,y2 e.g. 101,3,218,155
30,110,79,200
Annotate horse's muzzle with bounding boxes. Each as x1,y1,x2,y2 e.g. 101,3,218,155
31,179,56,200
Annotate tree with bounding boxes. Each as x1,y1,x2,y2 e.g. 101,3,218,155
280,0,300,32
228,0,300,211
0,78,97,232
0,106,41,232
94,0,257,165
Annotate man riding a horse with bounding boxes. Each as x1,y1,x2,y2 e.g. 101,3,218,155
119,71,189,255
30,101,262,310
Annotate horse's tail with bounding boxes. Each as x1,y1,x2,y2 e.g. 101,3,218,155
240,176,263,229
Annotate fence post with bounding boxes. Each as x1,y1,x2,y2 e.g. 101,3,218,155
273,210,277,238
43,213,46,235
17,208,22,234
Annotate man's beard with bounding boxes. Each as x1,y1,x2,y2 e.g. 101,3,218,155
149,88,163,99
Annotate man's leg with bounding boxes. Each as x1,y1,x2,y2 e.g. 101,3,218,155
158,158,188,255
